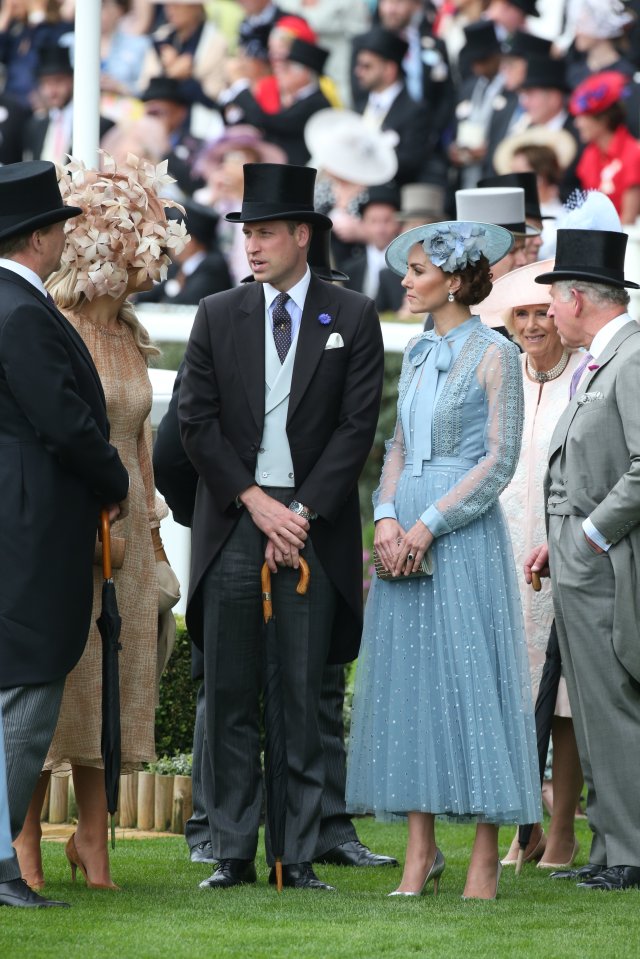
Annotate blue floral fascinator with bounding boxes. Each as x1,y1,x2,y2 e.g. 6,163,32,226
385,220,514,278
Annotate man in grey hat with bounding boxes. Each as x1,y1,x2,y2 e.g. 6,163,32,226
526,228,640,892
0,161,129,908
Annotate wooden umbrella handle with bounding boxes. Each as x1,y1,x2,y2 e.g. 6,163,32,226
531,571,542,592
261,557,311,621
296,557,310,595
100,509,112,580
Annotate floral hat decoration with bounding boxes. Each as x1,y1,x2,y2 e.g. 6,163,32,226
385,220,513,278
57,153,189,300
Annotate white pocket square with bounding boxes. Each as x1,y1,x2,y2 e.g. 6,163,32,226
577,391,605,406
324,332,344,350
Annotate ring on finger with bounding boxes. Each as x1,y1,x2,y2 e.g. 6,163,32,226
407,552,415,561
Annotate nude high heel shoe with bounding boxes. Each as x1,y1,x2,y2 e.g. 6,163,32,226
65,833,120,890
388,848,445,897
461,861,502,901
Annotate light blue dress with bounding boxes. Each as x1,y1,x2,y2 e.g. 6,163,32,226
346,317,541,824
0,707,12,859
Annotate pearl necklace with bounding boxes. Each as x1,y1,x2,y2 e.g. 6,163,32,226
526,349,570,383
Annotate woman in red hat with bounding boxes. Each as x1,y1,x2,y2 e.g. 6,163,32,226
570,70,640,224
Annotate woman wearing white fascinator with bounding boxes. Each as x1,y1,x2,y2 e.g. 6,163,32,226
346,217,540,900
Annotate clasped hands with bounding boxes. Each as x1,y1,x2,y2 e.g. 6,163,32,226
375,517,433,577
240,485,310,573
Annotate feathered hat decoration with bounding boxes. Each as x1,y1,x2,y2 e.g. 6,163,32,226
57,152,189,300
555,189,623,233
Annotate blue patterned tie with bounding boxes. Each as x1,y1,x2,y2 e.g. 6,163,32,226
272,292,291,364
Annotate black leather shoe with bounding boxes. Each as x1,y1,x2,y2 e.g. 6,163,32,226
550,863,604,881
578,865,640,891
199,859,256,889
0,879,70,908
314,840,398,868
269,862,334,890
190,841,215,864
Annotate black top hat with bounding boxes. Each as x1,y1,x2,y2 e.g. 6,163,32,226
179,198,219,248
478,172,542,222
462,21,501,63
287,38,329,75
520,55,569,93
506,0,539,15
501,30,552,60
360,183,401,213
355,27,408,67
140,76,189,105
535,229,639,289
0,161,82,243
226,163,332,228
37,44,73,77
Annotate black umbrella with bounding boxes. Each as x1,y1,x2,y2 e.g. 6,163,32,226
96,510,123,850
515,574,563,874
261,557,310,893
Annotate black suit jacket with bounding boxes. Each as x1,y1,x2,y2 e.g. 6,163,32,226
178,275,384,664
375,267,405,314
0,94,31,164
223,87,331,165
0,268,128,687
23,111,114,161
138,253,232,306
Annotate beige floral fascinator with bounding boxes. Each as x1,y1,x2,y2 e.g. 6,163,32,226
57,152,189,300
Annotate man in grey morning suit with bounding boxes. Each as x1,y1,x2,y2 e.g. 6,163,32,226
179,163,385,890
0,162,129,908
526,228,640,892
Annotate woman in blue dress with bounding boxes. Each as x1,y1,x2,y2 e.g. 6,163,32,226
346,221,541,899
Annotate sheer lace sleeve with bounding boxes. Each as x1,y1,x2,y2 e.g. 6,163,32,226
372,335,422,522
420,339,524,536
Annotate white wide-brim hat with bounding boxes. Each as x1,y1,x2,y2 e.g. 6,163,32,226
385,220,514,278
304,109,398,186
494,125,578,175
456,186,540,236
474,257,554,329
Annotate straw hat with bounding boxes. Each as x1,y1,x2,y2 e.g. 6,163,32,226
493,126,578,175
475,257,554,329
304,109,398,186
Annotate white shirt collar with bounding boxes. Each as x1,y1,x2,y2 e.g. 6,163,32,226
368,80,403,114
589,312,635,359
0,258,48,298
181,250,207,277
264,265,311,314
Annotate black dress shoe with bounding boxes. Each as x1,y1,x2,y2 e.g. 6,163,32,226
199,859,256,889
268,862,334,890
190,841,215,864
550,863,604,881
578,865,640,891
314,840,398,868
0,879,70,908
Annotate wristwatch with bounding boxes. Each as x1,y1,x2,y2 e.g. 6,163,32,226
289,500,317,521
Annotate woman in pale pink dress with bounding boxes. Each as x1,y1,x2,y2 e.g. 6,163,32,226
480,259,584,870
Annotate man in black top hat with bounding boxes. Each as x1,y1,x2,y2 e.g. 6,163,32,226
178,162,384,891
525,227,640,892
487,0,539,40
342,184,403,307
24,45,113,165
137,198,232,306
352,27,434,186
140,76,205,197
221,38,332,166
0,161,128,908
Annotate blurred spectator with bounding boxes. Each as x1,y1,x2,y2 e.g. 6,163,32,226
565,0,636,89
0,85,30,163
449,20,503,189
479,171,544,262
139,0,227,105
0,0,73,108
434,0,491,82
352,27,432,185
24,44,113,163
192,124,286,284
137,197,231,304
100,0,152,97
140,75,205,196
486,0,540,40
342,183,401,303
280,0,370,107
221,37,331,164
100,114,171,168
236,0,284,49
263,14,341,108
570,70,640,224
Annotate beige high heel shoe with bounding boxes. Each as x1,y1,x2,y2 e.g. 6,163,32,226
462,861,502,901
65,834,120,890
388,848,445,897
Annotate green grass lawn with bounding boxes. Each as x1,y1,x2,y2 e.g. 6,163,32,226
1,818,637,959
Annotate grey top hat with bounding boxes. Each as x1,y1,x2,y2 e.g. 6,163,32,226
455,186,540,236
397,183,446,222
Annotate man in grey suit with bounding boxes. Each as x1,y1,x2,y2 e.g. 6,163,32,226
525,227,640,892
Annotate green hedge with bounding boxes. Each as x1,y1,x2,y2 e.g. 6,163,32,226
155,616,199,757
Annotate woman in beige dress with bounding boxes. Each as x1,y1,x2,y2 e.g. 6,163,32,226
479,258,584,870
14,155,187,890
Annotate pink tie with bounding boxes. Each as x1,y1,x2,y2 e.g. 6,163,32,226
569,352,593,400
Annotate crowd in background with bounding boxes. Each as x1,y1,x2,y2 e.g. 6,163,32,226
2,0,640,310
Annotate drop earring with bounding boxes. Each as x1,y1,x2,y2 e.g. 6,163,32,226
448,291,455,302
